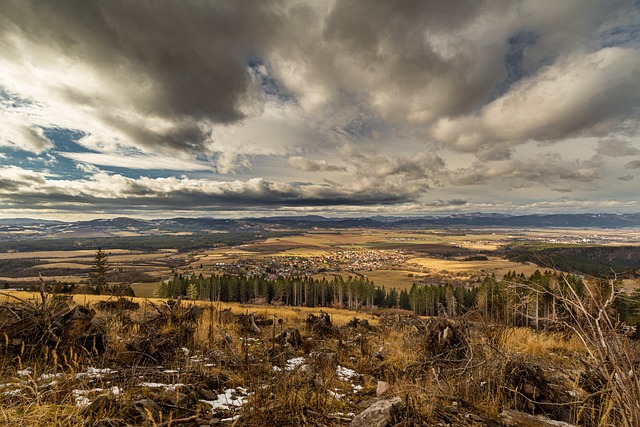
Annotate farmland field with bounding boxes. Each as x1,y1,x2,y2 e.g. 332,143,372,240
1,227,639,295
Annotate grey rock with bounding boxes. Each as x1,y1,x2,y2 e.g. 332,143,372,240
133,398,161,422
351,396,402,427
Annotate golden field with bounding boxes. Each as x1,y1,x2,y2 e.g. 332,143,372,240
2,228,639,297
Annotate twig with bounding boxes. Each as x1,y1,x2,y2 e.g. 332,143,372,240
217,325,238,360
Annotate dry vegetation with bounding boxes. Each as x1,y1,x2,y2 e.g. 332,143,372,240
2,285,638,427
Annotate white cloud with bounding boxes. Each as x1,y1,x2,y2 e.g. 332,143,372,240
59,152,214,171
433,47,640,154
288,156,346,172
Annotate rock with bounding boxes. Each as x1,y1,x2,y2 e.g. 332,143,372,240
351,396,402,427
81,394,116,417
376,381,390,397
310,351,338,367
274,327,303,347
373,346,385,360
199,388,218,400
522,383,539,399
133,399,161,422
300,363,317,376
162,388,189,406
501,409,577,427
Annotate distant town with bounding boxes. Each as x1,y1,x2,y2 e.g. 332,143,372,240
209,249,410,278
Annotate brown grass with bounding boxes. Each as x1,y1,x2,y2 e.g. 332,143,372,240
1,278,635,425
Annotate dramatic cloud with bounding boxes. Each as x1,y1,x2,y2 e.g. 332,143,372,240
448,154,603,186
0,0,639,218
0,166,417,214
353,152,445,180
432,48,640,155
0,1,280,155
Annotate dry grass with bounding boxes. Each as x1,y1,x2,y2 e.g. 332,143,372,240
500,327,585,358
409,255,541,277
1,287,635,426
0,250,134,260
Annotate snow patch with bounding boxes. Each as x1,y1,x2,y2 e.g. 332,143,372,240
336,365,358,381
201,387,252,411
139,382,184,389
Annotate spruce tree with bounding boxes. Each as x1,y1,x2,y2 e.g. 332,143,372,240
89,248,109,294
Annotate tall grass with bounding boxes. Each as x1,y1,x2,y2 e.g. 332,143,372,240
557,278,640,427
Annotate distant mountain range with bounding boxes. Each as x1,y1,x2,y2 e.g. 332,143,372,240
1,213,640,241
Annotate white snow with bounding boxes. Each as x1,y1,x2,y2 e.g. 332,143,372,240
336,365,358,381
285,357,306,371
75,367,117,378
139,382,184,389
328,389,345,400
72,386,120,407
201,387,252,411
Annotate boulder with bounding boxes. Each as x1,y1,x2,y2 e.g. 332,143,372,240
351,396,402,427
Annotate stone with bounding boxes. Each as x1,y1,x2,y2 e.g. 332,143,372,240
376,380,390,397
81,394,116,416
133,398,161,422
162,388,189,406
501,409,577,426
351,396,402,427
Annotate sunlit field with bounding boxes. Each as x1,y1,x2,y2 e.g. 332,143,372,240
408,256,542,277
3,228,639,298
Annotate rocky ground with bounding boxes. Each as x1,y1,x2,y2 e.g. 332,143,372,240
0,293,635,426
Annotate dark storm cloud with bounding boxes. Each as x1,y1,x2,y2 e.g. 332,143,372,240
617,174,635,181
0,1,272,121
319,0,497,118
0,168,416,214
3,0,639,156
0,0,288,153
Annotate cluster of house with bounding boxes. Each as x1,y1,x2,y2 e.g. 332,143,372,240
211,250,409,277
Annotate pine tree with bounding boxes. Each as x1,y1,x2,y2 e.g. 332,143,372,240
89,248,109,294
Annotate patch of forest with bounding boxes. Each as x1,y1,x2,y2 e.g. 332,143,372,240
0,259,92,278
0,231,294,253
504,245,640,278
157,269,640,329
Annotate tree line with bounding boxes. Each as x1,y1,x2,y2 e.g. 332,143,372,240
155,272,477,313
156,269,640,330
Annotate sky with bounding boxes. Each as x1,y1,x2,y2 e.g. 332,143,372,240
1,0,640,220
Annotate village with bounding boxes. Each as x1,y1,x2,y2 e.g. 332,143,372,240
209,249,411,278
